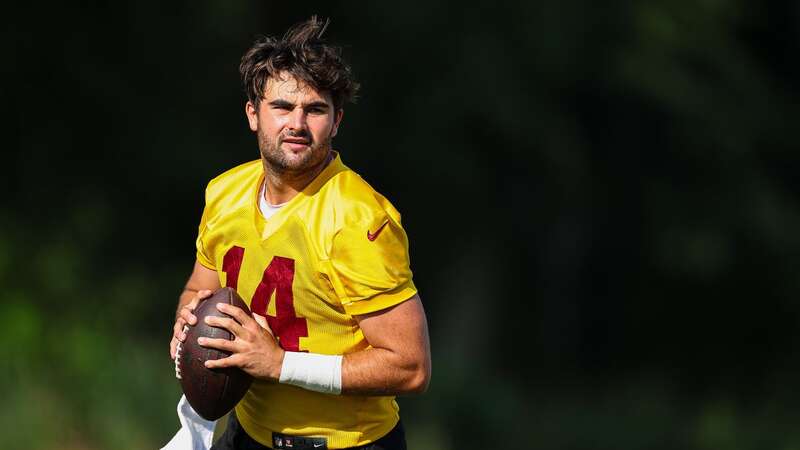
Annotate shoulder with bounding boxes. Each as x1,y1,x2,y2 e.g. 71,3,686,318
206,160,262,199
324,165,402,228
203,160,262,218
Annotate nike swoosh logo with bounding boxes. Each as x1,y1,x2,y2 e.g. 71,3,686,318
367,220,390,241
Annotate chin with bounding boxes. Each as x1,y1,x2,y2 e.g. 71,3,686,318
262,152,311,173
261,140,330,173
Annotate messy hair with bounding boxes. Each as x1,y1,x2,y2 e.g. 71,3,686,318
239,16,360,111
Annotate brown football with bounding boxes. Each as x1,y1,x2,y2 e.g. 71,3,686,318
178,287,253,421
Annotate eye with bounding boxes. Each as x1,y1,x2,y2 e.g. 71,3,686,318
307,107,326,115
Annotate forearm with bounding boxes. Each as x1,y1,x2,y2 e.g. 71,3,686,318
278,296,431,396
277,346,429,396
340,347,430,396
176,260,221,320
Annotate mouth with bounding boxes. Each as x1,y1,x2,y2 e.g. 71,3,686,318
281,137,311,151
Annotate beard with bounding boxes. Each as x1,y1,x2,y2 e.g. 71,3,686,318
257,128,332,175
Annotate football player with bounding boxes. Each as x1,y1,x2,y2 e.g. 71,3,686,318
169,16,431,450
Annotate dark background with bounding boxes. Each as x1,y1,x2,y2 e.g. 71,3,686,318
4,1,800,449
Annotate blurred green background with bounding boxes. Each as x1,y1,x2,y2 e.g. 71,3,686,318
5,1,800,449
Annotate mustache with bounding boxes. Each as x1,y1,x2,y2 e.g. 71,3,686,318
282,129,311,140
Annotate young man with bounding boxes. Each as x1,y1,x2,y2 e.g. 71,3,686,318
169,17,431,450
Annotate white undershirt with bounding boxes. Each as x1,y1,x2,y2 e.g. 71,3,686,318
258,180,287,219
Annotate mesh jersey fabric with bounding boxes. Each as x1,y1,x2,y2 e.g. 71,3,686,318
195,152,417,449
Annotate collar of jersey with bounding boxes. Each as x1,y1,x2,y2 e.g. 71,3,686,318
257,151,347,240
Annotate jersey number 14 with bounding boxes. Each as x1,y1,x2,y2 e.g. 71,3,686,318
222,246,308,352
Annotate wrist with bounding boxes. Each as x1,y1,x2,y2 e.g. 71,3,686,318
278,352,343,394
272,348,286,381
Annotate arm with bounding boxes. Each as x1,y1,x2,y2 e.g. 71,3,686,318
169,259,221,359
202,294,432,396
342,294,431,395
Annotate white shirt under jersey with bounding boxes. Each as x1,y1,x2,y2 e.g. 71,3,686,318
259,180,286,219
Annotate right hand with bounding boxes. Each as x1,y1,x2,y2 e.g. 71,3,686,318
170,289,214,360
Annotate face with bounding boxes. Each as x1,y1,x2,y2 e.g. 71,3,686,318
245,73,343,175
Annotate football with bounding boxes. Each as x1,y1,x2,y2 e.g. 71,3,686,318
177,287,254,421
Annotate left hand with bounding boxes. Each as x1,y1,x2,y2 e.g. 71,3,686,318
199,303,285,381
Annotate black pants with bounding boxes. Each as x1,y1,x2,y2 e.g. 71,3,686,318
211,413,407,450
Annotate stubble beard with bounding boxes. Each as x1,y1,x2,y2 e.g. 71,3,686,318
258,130,332,177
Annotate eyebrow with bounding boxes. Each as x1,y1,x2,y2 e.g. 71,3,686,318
304,101,330,110
268,99,330,110
268,99,294,108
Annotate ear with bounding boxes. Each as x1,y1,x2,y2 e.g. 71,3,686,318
245,101,259,132
330,108,344,138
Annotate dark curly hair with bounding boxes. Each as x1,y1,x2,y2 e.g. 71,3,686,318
239,16,360,112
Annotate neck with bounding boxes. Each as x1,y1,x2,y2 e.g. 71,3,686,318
262,151,333,205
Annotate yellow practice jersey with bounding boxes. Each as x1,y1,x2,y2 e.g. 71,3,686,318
195,152,417,449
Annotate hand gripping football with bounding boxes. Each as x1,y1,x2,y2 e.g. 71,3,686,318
177,287,254,420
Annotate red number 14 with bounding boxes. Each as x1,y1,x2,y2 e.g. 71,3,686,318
222,246,308,352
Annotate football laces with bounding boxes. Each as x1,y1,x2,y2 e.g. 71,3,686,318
174,324,189,380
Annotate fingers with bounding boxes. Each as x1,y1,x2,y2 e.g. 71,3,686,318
174,320,190,342
196,289,214,302
205,314,246,338
216,303,256,330
170,289,215,360
170,336,178,360
198,336,237,352
173,318,187,339
179,290,214,326
204,353,242,369
179,305,198,326
252,312,274,335
171,320,189,359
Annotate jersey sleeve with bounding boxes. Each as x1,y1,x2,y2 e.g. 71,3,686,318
195,189,216,270
327,212,417,316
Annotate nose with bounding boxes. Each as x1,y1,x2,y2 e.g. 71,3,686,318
287,107,307,132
